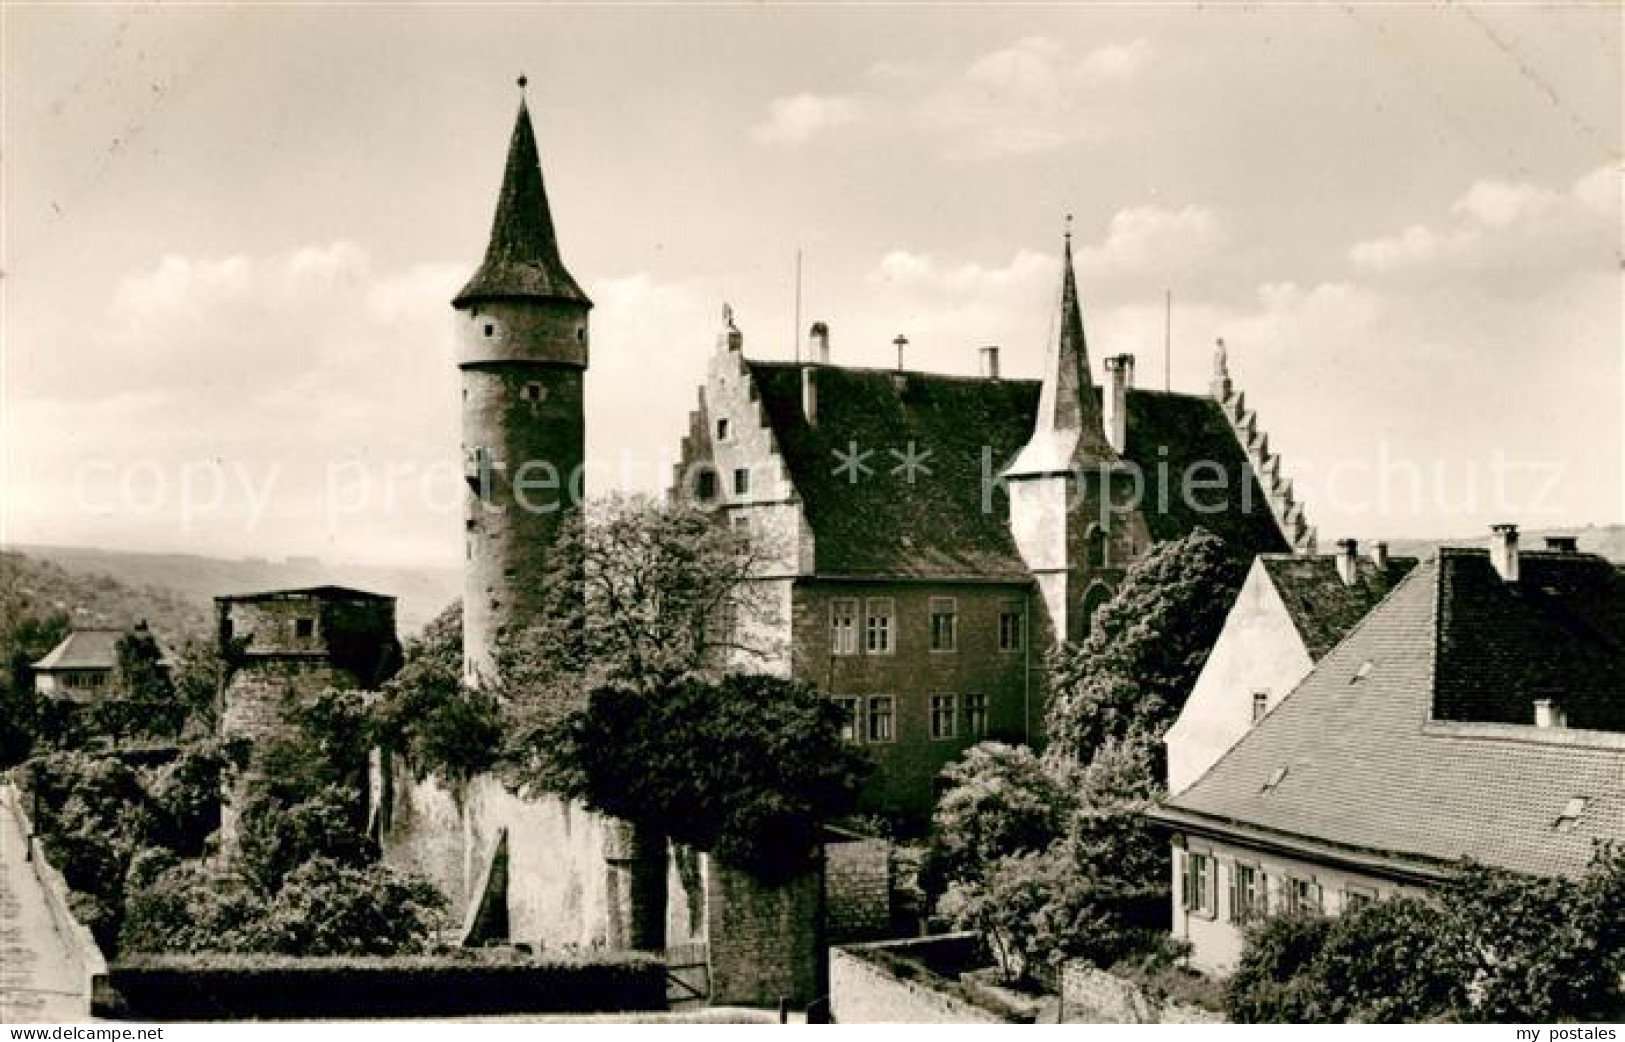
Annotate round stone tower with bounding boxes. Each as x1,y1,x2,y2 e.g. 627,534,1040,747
453,92,592,685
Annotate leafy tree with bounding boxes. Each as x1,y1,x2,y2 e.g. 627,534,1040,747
236,786,378,895
499,496,783,777
371,601,503,786
1045,528,1241,764
544,674,870,880
95,625,184,743
0,608,70,765
921,742,1072,899
1312,896,1471,1023
1225,912,1336,1023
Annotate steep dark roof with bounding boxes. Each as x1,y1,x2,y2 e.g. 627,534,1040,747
1433,549,1625,731
1161,556,1625,880
1261,554,1419,659
452,100,590,309
746,363,1288,578
1004,235,1117,474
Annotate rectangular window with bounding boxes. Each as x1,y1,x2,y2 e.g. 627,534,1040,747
1183,851,1217,918
716,418,730,441
1286,876,1323,916
731,514,750,534
998,604,1023,652
1252,690,1270,723
833,696,860,744
963,693,988,739
930,694,957,740
867,696,895,743
831,599,858,656
1342,886,1376,914
295,618,315,639
1230,863,1267,923
695,470,718,501
929,597,958,652
733,467,750,496
865,598,894,654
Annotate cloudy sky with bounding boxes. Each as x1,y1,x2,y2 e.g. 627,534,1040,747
4,4,1620,566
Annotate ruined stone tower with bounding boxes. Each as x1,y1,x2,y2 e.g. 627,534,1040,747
453,91,592,684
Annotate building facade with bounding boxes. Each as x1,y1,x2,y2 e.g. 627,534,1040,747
671,240,1312,822
1151,529,1625,974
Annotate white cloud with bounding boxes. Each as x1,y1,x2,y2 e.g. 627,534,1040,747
1073,205,1226,282
749,93,860,147
747,37,1154,159
1350,165,1618,293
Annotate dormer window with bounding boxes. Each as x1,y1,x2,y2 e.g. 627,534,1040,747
1351,660,1373,684
1262,765,1288,792
1555,796,1588,832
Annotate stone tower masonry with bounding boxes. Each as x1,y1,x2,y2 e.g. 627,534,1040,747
452,92,593,685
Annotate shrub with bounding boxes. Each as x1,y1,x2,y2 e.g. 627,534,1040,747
1312,896,1470,1023
104,951,667,1020
235,786,377,895
921,743,1071,900
1224,912,1335,1023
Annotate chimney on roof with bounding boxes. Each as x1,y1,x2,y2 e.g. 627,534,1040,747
1371,541,1390,570
808,321,830,364
979,346,1000,380
802,366,819,427
1335,538,1359,586
1545,535,1579,554
1490,523,1520,582
1533,698,1567,729
893,334,908,371
1102,353,1135,455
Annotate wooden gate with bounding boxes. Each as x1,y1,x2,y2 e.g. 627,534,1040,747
662,942,710,1009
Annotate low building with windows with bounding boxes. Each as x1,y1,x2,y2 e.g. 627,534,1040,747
1150,528,1625,974
1165,539,1417,794
671,235,1308,822
33,623,173,705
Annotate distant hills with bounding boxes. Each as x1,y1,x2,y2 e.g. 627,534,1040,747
9,545,461,639
1379,524,1625,564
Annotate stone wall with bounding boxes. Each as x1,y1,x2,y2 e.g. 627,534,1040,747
829,936,1007,1024
1059,962,1224,1024
373,764,708,953
825,835,891,943
704,857,822,1008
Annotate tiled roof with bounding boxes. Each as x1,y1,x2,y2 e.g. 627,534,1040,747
33,629,123,671
1433,549,1625,731
452,100,590,309
746,363,1289,578
1261,554,1419,659
1163,556,1625,880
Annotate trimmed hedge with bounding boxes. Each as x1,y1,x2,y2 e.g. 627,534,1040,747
102,951,667,1020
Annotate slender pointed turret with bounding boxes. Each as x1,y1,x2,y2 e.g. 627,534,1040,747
454,86,591,685
1003,223,1117,477
453,97,591,308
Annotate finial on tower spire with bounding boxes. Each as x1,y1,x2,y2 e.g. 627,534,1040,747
517,74,528,91
1064,213,1073,245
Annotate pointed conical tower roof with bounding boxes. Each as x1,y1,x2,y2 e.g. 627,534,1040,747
1003,224,1118,477
453,96,591,309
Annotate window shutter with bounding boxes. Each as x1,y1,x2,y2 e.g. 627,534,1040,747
1228,865,1241,923
1179,852,1192,911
